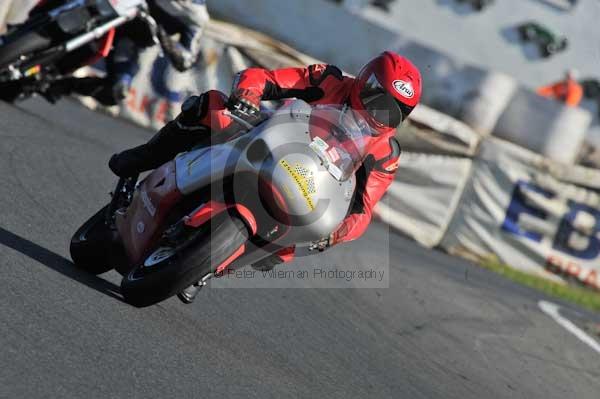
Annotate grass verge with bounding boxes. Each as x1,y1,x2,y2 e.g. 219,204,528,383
479,258,600,312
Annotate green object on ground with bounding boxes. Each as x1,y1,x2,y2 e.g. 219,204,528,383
517,22,568,57
480,257,600,312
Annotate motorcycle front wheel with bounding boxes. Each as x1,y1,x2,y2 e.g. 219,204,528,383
70,205,115,275
120,214,250,308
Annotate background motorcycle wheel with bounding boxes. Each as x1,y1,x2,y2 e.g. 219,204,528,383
120,214,250,308
70,205,115,275
0,29,51,70
0,29,52,102
0,77,37,102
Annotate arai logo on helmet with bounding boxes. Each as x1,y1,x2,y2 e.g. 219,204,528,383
392,80,414,99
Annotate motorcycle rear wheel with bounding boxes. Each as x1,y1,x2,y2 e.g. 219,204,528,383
121,214,250,307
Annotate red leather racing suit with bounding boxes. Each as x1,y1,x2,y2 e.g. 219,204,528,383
196,64,402,254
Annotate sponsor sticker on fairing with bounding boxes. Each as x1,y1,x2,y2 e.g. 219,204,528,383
279,160,316,211
392,80,414,99
310,136,329,151
309,137,331,165
328,164,343,181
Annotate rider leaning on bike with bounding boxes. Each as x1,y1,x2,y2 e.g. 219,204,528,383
108,50,423,303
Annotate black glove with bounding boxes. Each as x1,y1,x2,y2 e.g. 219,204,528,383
176,95,205,130
226,96,262,127
108,153,128,177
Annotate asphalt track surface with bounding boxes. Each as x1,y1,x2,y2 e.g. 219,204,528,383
1,98,599,398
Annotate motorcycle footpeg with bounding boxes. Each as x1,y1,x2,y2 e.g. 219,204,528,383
177,273,212,304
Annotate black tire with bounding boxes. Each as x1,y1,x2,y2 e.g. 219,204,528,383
0,80,28,102
121,214,249,307
70,205,115,275
0,29,51,69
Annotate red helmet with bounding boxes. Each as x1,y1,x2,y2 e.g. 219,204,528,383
349,51,422,131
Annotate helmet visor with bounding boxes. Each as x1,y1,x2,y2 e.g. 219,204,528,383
359,73,409,129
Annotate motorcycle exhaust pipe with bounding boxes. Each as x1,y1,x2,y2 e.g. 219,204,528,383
64,8,140,52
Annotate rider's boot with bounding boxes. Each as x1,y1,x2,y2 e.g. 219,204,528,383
108,118,209,177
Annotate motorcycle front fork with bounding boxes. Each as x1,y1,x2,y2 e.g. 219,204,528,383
105,174,138,225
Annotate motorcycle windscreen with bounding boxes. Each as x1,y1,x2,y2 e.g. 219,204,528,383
307,105,374,182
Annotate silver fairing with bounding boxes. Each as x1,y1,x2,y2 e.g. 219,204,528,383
175,100,356,245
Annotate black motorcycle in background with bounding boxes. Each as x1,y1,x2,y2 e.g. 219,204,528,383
0,0,154,102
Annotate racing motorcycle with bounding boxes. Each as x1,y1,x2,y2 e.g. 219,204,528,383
0,0,154,102
70,100,371,307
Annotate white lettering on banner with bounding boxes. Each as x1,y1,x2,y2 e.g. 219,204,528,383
502,180,600,258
